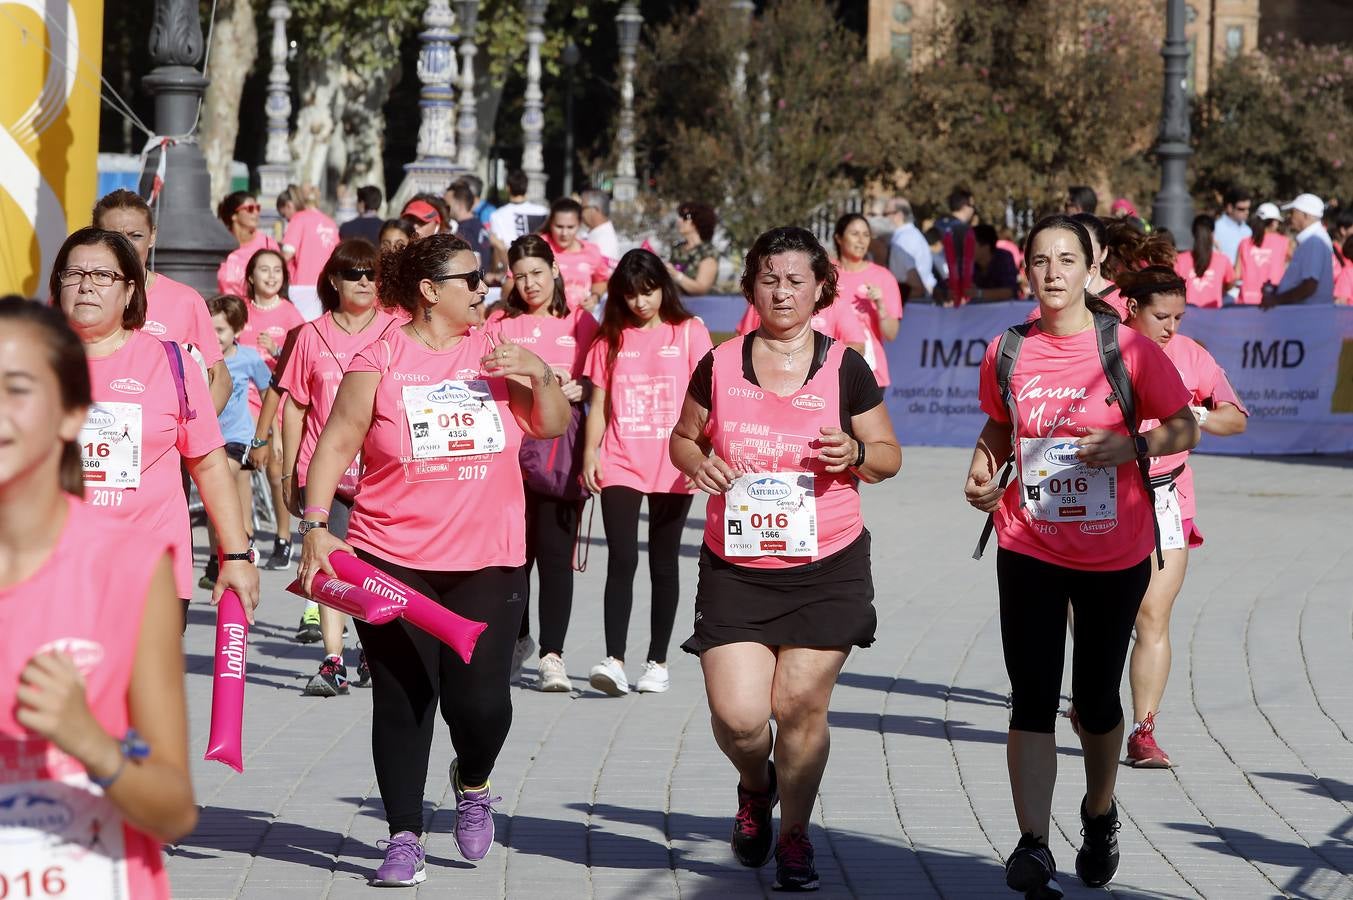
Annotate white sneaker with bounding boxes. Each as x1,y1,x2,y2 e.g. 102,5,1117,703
635,661,670,694
536,653,572,692
510,636,535,680
588,657,629,696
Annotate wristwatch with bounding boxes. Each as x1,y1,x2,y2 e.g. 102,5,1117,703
221,548,257,564
1133,435,1150,459
250,436,269,449
298,519,328,536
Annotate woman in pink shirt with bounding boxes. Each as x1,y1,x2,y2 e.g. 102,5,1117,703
280,239,396,697
0,298,198,900
295,234,567,887
1116,267,1248,769
540,198,611,312
580,250,713,698
669,227,902,892
217,192,281,297
1236,206,1290,304
280,185,340,287
1173,216,1235,308
963,215,1198,896
488,235,599,692
94,189,231,415
832,213,902,386
51,229,260,629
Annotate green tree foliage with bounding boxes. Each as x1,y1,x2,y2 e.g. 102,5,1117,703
1193,37,1353,204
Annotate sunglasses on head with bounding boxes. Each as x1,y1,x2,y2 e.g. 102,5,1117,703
431,269,485,291
340,268,375,282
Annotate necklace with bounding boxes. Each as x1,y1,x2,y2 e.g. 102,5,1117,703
410,322,438,350
333,307,377,335
760,332,814,370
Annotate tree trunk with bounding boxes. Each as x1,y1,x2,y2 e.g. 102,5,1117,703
339,63,399,198
200,0,258,204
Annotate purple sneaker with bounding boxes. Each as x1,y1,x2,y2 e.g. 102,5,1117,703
372,831,426,886
450,759,501,861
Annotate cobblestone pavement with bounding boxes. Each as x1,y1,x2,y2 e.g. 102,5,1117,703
167,447,1353,899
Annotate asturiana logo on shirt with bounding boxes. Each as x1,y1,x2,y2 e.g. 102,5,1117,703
142,320,167,336
1080,520,1117,535
792,394,826,412
84,408,117,430
111,377,145,394
555,335,576,347
1043,442,1082,467
746,477,792,502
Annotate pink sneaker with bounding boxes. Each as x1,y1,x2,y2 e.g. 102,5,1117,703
1126,712,1172,768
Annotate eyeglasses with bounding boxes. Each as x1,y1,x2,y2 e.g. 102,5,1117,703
59,268,129,288
340,268,375,282
679,212,694,221
237,203,261,214
430,269,485,291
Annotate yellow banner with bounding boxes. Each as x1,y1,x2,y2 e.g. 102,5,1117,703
0,0,104,297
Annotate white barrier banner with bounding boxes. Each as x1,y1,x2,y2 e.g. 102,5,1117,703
684,298,1353,456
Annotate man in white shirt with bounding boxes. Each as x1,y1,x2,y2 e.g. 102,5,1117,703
488,169,548,245
580,189,621,264
1265,193,1334,307
886,198,935,298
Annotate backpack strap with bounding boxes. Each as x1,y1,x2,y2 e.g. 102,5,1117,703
972,322,1032,561
1093,312,1163,569
161,340,196,423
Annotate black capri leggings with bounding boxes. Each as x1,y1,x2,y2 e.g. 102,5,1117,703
353,550,526,837
599,486,693,664
997,548,1151,736
518,488,584,657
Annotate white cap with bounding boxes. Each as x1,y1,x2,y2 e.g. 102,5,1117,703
1281,193,1325,218
1255,202,1282,222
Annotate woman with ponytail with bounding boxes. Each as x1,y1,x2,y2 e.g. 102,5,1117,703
1173,215,1235,308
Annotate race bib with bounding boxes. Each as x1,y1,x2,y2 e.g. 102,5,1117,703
1154,484,1186,551
403,380,505,459
80,403,142,489
723,472,818,557
0,778,130,900
1018,437,1116,522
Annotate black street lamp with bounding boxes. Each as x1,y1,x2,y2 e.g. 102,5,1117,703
1152,0,1195,249
562,41,580,197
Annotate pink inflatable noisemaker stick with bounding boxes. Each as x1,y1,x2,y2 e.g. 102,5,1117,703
286,552,488,664
203,589,249,772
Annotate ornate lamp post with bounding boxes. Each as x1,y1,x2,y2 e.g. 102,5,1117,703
454,0,481,175
730,0,754,98
257,0,294,234
613,1,642,207
561,41,580,197
139,0,236,296
1152,0,1194,249
395,0,462,208
521,0,547,204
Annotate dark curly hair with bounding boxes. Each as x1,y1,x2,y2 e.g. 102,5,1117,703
377,232,472,315
1116,265,1187,307
739,226,838,313
678,201,718,243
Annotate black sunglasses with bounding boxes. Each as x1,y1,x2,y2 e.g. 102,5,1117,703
431,269,485,291
340,268,375,282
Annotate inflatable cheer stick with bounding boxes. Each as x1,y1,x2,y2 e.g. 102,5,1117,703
287,552,488,664
203,589,249,772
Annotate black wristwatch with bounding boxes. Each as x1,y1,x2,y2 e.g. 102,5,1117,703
221,548,257,564
853,440,867,469
1133,435,1150,459
298,519,328,536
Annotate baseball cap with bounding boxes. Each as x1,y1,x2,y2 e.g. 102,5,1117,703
1255,202,1282,222
403,199,440,223
1281,193,1324,218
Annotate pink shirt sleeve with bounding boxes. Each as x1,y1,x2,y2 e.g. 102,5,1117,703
277,325,314,405
1220,255,1236,287
736,305,758,336
582,334,609,386
572,313,600,380
1190,343,1248,414
176,346,226,458
687,319,714,367
348,341,389,376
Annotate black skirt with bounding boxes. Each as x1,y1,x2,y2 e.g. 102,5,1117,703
680,530,877,655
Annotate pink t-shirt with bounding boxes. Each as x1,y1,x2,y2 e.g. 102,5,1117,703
736,299,868,348
1174,251,1235,309
1334,251,1353,305
283,208,341,287
0,498,171,899
1237,233,1289,305
978,322,1192,571
834,262,903,387
84,330,224,597
345,328,527,570
277,310,398,486
144,274,223,368
1141,334,1247,521
702,340,862,569
997,238,1024,272
217,231,280,297
485,307,598,378
543,236,613,312
582,318,713,494
240,298,305,416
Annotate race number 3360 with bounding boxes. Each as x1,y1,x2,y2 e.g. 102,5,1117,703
1018,437,1116,522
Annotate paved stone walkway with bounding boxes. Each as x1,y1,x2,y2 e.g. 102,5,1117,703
168,447,1353,899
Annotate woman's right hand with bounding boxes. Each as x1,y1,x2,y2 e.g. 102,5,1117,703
581,450,603,494
249,442,270,471
296,527,355,597
690,454,740,496
963,467,1004,513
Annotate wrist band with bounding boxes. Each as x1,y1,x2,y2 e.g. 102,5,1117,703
853,440,867,469
302,505,330,518
90,729,150,789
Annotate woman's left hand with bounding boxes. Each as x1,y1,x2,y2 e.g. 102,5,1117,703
559,376,584,403
258,333,279,357
482,342,550,381
15,652,107,761
1076,429,1136,468
214,560,261,624
817,426,858,474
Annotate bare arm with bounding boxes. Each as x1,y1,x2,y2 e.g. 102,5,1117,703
280,395,307,517
580,383,609,493
1200,401,1247,437
670,394,740,494
251,386,284,470
186,447,260,619
207,360,231,414
1264,277,1317,308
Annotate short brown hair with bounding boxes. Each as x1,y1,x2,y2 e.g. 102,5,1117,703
317,239,380,313
208,294,249,332
739,226,838,313
678,202,718,242
48,227,147,329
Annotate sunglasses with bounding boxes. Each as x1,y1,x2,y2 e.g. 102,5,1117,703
237,203,261,213
431,269,485,291
340,268,375,282
679,212,694,221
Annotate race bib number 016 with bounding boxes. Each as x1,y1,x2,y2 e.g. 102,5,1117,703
724,472,818,557
79,403,142,489
0,778,130,899
403,380,505,459
1019,437,1116,522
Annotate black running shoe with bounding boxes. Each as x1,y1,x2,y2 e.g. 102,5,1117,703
773,826,819,892
294,606,322,644
303,656,349,696
263,538,292,571
355,648,372,688
1005,833,1063,897
1075,797,1121,888
731,761,778,867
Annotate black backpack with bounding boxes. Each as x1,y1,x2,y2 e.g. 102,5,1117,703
972,311,1163,568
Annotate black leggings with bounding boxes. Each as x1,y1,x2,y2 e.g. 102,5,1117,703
518,488,584,657
353,550,526,836
997,548,1151,735
599,486,693,664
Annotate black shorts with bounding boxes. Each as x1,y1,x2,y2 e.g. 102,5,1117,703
223,442,250,466
681,529,876,655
